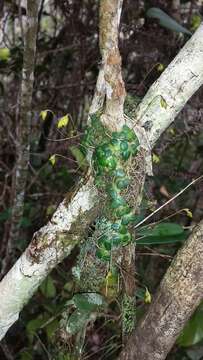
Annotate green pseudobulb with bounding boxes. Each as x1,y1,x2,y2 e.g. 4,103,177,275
82,113,139,261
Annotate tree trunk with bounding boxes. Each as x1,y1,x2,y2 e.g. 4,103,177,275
118,220,203,360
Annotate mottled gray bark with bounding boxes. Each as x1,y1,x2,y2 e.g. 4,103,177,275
0,178,100,340
99,0,125,131
135,23,203,147
118,220,203,360
3,1,40,273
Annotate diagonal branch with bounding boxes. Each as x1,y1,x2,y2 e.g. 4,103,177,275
134,23,203,147
0,178,99,340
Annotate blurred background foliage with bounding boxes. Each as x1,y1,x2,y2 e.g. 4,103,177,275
0,0,203,359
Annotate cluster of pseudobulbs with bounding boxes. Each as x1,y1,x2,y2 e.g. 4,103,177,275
82,114,139,261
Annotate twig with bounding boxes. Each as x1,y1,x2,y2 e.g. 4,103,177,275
134,175,203,230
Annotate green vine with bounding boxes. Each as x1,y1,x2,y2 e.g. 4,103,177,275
82,113,139,261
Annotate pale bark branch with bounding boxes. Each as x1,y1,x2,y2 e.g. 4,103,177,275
118,219,203,360
134,23,203,148
0,21,203,343
0,179,99,340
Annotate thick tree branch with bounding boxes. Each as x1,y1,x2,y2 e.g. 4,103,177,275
118,219,203,360
0,179,99,340
134,23,203,147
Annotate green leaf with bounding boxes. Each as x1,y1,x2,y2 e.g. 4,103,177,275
66,309,90,335
26,315,49,342
69,145,88,170
147,8,192,35
138,222,184,237
40,276,56,298
0,48,10,61
72,293,105,312
136,223,187,245
136,233,187,245
178,303,203,347
45,319,59,340
136,287,146,300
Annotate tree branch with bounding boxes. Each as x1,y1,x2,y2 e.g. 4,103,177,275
118,219,203,360
0,179,99,340
134,23,203,147
99,0,125,131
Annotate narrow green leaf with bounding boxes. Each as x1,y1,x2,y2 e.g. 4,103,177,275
69,145,88,170
178,303,203,347
26,315,48,342
147,8,192,35
136,224,187,245
45,319,59,340
66,309,90,335
138,222,184,237
72,293,105,312
40,276,56,298
136,233,187,245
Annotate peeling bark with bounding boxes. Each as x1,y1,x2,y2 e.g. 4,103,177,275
118,220,203,360
0,178,99,340
89,0,125,128
99,0,126,131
